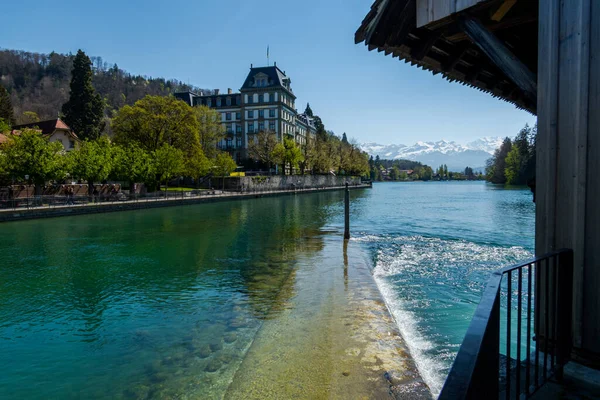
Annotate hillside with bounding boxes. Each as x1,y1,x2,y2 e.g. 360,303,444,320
0,49,211,124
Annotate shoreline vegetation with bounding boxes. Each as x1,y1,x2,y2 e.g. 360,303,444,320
0,49,371,198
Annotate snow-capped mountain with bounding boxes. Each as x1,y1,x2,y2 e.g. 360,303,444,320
360,137,503,171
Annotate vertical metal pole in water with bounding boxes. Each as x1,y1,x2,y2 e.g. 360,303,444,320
344,182,350,240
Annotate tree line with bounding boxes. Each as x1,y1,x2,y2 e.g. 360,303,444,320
0,48,210,125
0,49,369,194
486,123,536,185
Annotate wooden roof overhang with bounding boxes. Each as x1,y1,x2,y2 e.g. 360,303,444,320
355,0,539,114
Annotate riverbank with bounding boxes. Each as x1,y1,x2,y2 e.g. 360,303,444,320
224,237,431,399
0,183,371,223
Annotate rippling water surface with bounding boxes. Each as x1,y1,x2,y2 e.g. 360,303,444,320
0,182,534,399
350,182,535,396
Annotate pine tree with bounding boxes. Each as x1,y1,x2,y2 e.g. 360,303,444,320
304,103,313,117
342,132,348,144
0,84,15,126
62,50,104,140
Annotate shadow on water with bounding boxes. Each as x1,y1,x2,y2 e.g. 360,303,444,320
0,190,369,399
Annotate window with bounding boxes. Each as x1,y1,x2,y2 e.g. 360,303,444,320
226,112,231,121
236,136,242,148
259,122,265,131
259,109,264,118
269,109,276,118
248,110,254,118
269,122,276,131
236,112,241,120
226,97,231,106
236,96,241,105
69,140,75,149
248,122,255,133
247,95,253,104
236,125,242,134
259,94,264,103
226,138,233,148
207,99,212,107
216,98,221,107
226,124,233,134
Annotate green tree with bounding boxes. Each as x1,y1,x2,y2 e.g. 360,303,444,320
341,132,348,144
280,137,303,174
185,145,211,186
69,137,114,195
113,95,200,154
62,50,105,140
0,84,15,126
21,111,40,124
0,119,10,133
153,144,184,194
247,130,280,175
194,105,225,159
304,103,313,117
298,136,316,175
504,146,523,185
112,143,153,192
486,137,512,184
390,166,399,181
2,129,67,194
399,171,408,180
214,152,237,190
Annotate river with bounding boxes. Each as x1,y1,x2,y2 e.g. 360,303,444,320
0,181,534,399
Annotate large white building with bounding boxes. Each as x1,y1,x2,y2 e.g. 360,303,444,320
175,64,316,164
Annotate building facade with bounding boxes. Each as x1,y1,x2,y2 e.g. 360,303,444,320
175,64,316,164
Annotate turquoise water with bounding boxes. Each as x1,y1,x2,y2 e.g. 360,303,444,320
0,182,534,398
351,182,535,396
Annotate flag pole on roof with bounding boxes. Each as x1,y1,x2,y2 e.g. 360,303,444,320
267,45,270,66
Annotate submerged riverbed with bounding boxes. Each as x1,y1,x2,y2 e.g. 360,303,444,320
0,182,534,399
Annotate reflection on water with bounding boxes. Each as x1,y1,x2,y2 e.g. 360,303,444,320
0,191,364,399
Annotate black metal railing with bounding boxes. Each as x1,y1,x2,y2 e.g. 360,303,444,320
439,249,573,400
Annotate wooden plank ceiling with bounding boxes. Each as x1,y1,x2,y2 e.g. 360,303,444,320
355,0,538,114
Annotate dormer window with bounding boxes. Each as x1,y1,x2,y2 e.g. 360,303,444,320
216,98,221,107
226,97,231,106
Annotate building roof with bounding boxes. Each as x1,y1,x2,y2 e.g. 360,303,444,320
241,66,295,97
355,0,538,114
11,118,79,139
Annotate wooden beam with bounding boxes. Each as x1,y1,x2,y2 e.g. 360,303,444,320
445,14,537,42
441,43,469,72
459,16,537,102
411,30,443,61
491,0,518,22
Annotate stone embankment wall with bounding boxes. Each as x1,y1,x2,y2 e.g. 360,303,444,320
0,182,370,223
213,175,362,191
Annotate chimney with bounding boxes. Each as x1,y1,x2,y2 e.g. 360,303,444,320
228,88,232,94
251,63,253,69
215,89,220,95
274,61,277,67
199,91,204,96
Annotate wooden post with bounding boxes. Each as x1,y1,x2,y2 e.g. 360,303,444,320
344,182,350,240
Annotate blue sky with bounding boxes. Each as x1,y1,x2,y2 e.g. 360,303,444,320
1,0,535,145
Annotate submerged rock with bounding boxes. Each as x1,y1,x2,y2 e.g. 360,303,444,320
197,344,211,358
209,341,223,352
224,332,237,343
205,359,222,373
123,384,150,400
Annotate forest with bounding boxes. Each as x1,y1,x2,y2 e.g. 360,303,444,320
0,49,210,124
485,123,536,185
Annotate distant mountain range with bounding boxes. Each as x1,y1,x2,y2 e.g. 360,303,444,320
360,137,503,172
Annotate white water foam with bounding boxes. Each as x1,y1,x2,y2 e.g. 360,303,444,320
357,234,532,397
